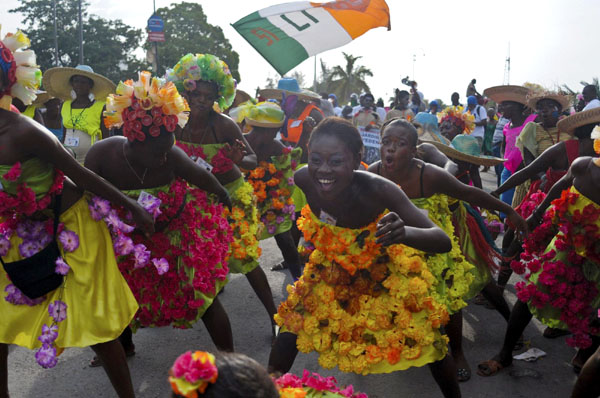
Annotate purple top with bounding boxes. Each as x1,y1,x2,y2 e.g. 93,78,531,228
503,114,537,173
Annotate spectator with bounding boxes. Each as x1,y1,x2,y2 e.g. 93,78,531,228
582,84,600,111
466,78,480,97
328,93,342,116
429,100,439,115
463,95,488,148
385,89,415,121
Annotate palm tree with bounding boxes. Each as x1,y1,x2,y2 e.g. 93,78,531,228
326,52,373,105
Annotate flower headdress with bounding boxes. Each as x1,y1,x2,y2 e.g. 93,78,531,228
229,101,285,128
0,25,41,110
169,351,218,398
166,53,236,110
592,125,600,166
103,71,189,142
437,106,475,134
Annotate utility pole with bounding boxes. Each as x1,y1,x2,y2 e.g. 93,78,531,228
78,0,83,64
153,0,159,74
503,42,511,85
52,0,59,66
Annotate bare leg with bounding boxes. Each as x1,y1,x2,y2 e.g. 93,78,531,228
0,344,8,398
496,300,533,365
201,297,234,352
571,345,600,398
268,332,299,374
446,311,470,381
428,355,462,398
480,282,511,321
245,267,278,328
274,231,301,279
290,212,302,247
90,339,135,398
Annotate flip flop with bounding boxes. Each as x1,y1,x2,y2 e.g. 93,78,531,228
542,327,570,339
477,359,508,377
457,368,471,382
271,261,288,271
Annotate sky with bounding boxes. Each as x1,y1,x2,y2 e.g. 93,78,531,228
2,0,599,105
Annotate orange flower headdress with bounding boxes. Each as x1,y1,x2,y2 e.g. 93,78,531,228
437,107,475,135
592,125,600,166
0,25,41,110
104,71,189,142
168,351,218,398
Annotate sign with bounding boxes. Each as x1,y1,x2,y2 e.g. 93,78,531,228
358,127,381,165
148,32,165,42
147,15,164,32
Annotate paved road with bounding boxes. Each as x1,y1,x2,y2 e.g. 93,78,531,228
7,170,579,397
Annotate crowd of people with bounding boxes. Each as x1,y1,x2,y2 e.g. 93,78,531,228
1,25,600,398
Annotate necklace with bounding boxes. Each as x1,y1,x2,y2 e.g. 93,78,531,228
69,100,93,129
122,142,148,184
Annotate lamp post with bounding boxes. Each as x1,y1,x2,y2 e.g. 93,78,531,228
78,0,83,64
52,0,59,66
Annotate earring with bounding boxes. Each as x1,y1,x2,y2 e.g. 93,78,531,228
70,89,76,100
88,93,95,102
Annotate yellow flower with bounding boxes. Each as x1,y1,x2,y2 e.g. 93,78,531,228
302,315,319,335
296,333,314,353
317,351,337,369
279,387,307,398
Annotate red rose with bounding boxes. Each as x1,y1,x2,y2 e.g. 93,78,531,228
149,125,161,137
141,114,153,127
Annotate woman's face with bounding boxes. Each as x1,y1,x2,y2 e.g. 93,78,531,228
184,81,218,113
132,132,174,169
440,120,461,140
380,125,416,173
70,75,93,98
308,134,358,200
536,99,560,126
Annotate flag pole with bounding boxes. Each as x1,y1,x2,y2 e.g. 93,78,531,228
313,56,317,91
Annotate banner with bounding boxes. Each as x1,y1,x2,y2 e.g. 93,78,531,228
232,0,390,75
358,127,380,165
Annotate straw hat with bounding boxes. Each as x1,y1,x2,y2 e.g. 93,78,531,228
424,134,505,167
527,92,570,112
483,85,530,106
557,107,600,134
412,112,451,145
42,65,116,101
259,78,320,103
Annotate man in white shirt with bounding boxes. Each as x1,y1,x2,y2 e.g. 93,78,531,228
582,85,600,111
464,95,488,148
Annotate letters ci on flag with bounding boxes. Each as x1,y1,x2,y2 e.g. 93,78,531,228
232,0,390,75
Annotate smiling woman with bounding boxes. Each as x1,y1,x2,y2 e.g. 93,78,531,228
269,117,461,398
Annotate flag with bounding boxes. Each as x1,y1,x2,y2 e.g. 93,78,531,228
232,0,390,75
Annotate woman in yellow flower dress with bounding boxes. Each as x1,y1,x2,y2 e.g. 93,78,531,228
167,54,279,336
269,117,462,398
230,101,303,281
368,118,528,382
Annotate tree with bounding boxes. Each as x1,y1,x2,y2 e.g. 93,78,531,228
10,0,143,84
150,2,240,81
326,52,372,105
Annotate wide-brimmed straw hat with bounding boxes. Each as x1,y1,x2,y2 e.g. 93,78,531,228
43,64,116,101
483,85,530,106
557,107,600,134
259,78,320,103
527,92,570,112
229,101,285,129
425,134,505,167
413,112,451,145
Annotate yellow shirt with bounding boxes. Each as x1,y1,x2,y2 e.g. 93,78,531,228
61,100,105,143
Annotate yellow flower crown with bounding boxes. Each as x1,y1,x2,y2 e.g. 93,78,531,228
169,351,218,398
0,25,42,110
103,71,189,141
437,107,475,134
229,101,285,128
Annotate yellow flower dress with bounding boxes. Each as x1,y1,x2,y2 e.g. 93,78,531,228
411,194,474,313
0,158,138,349
275,206,449,375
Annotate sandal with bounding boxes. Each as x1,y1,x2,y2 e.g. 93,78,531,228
89,345,136,368
271,261,288,271
542,327,570,339
457,368,471,382
477,358,509,377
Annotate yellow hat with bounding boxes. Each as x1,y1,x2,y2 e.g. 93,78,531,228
229,101,285,128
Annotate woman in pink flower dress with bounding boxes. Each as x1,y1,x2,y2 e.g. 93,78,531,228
85,72,235,360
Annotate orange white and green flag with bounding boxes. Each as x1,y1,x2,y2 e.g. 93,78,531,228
232,0,391,75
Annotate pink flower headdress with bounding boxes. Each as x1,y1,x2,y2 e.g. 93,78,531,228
169,351,218,398
103,71,189,141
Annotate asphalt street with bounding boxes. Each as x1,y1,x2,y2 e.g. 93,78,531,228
6,170,579,397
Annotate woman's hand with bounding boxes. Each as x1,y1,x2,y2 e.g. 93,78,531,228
129,200,155,236
375,212,406,246
223,139,247,165
507,210,528,240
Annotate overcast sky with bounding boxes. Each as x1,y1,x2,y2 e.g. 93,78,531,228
2,0,599,104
